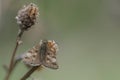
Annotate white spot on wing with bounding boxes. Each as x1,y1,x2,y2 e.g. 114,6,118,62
26,52,32,57
51,58,56,62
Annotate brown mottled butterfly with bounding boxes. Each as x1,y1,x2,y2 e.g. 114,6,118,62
21,40,59,69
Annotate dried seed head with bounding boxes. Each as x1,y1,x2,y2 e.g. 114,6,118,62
16,3,39,30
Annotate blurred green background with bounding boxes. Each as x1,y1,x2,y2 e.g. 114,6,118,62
1,0,120,80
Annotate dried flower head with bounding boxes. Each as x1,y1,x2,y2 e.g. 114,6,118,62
21,40,59,69
16,3,39,30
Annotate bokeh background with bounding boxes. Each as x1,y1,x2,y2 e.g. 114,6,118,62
1,0,120,80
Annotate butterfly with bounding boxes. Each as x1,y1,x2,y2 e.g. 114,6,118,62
21,40,59,69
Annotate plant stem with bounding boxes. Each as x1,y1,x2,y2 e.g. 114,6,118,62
21,66,39,80
3,56,22,72
5,29,24,80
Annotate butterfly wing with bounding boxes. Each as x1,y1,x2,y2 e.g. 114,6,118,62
21,40,59,69
40,40,59,69
22,44,41,66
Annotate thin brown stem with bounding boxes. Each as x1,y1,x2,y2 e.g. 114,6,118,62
4,29,24,80
3,56,22,72
21,66,39,80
